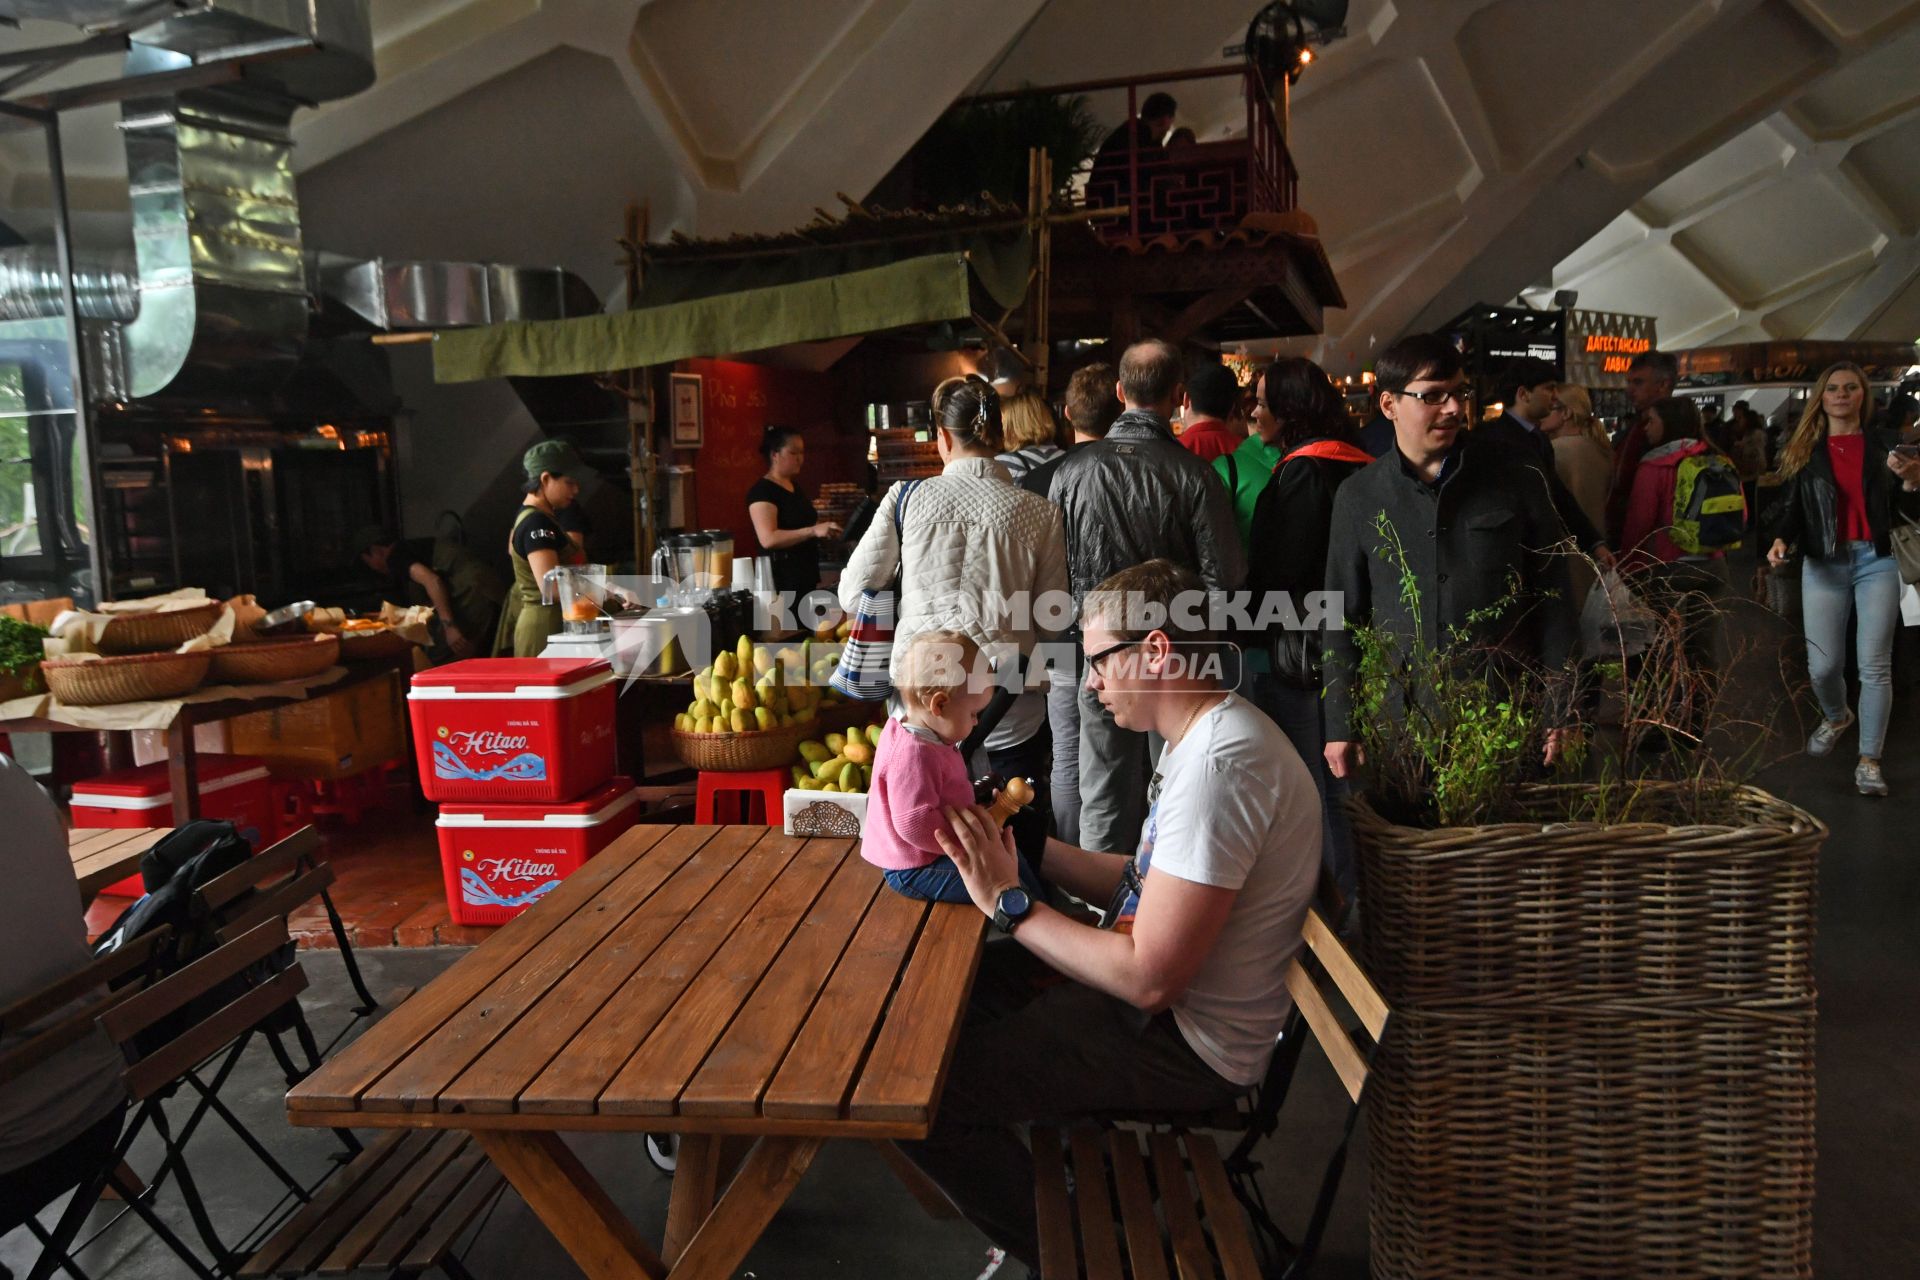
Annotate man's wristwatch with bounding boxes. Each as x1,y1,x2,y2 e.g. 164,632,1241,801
991,885,1033,935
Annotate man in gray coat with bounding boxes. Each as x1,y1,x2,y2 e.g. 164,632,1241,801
1050,340,1245,853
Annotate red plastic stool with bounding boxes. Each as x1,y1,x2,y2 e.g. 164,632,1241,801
696,768,788,825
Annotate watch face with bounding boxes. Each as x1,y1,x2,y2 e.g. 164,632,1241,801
999,887,1031,918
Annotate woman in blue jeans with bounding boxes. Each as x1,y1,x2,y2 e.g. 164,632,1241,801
1767,362,1920,796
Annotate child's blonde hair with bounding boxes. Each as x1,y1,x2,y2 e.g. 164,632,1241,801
895,629,981,706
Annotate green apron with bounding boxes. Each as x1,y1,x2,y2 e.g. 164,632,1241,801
496,506,566,657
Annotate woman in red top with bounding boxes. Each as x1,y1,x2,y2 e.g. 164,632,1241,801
1767,363,1920,796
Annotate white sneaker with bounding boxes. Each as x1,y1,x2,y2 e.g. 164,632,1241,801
1808,711,1855,758
1855,759,1888,797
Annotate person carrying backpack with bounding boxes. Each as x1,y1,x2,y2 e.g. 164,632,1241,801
1619,396,1742,739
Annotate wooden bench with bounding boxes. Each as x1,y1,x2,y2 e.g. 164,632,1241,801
1035,1126,1263,1280
240,1130,504,1280
1034,908,1389,1278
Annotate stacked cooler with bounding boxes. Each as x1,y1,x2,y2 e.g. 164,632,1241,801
70,754,283,897
408,658,634,925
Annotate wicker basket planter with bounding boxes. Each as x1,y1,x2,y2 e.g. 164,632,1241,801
42,650,211,705
95,601,224,654
671,718,818,772
208,635,340,684
1351,784,1824,1280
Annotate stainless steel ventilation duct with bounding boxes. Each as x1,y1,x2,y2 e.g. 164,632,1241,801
0,0,374,400
0,246,137,322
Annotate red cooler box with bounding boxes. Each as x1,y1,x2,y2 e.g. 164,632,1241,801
70,754,279,896
436,779,639,925
408,658,616,804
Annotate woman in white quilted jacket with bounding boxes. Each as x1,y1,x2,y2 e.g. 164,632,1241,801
839,375,1070,874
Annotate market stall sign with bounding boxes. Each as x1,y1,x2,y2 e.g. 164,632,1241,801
1584,333,1653,372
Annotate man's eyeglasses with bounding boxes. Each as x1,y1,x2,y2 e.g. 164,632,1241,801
1085,638,1142,678
1394,385,1472,408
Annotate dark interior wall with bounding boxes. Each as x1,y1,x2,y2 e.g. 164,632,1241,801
295,46,692,566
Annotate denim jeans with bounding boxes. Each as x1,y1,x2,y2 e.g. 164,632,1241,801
1077,686,1163,856
883,852,1043,905
1247,672,1355,905
1801,541,1902,758
1045,670,1082,846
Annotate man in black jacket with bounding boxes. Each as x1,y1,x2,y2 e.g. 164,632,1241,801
1322,334,1579,781
1476,357,1607,556
1027,363,1122,846
1050,340,1244,854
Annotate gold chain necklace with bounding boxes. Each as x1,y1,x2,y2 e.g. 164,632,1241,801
1169,691,1225,749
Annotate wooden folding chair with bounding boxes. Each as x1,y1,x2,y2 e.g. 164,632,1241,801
0,925,228,1280
19,921,315,1279
1036,907,1391,1278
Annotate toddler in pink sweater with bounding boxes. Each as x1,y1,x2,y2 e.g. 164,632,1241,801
864,630,1041,903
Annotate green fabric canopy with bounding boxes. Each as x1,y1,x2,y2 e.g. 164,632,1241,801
434,250,996,384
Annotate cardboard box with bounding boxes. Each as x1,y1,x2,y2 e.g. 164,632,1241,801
229,671,405,781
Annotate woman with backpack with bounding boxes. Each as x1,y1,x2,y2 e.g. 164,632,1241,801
1619,396,1739,739
1767,362,1920,796
1244,357,1372,904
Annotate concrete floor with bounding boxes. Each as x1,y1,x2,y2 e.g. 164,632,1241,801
7,604,1916,1278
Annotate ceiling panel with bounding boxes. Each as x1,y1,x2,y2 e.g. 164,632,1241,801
1455,0,1691,167
1859,270,1920,339
1764,274,1863,336
631,0,872,158
1795,0,1920,38
1675,176,1878,302
1553,209,1648,283
1793,23,1920,136
1292,56,1474,241
1634,123,1789,226
1570,240,1734,339
1843,114,1920,234
1583,0,1829,174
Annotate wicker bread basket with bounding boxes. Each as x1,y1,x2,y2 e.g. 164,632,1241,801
95,601,224,655
208,635,340,685
671,717,818,772
42,650,211,705
334,628,412,663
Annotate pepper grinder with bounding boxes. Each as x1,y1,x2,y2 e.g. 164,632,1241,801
984,776,1035,828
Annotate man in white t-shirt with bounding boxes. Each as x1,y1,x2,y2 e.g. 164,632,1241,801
900,558,1321,1271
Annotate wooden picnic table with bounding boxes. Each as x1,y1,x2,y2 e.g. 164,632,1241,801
287,822,986,1280
68,826,171,902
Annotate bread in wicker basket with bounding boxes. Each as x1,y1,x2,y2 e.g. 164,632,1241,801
671,717,818,772
42,650,211,705
328,627,411,663
208,635,340,685
95,601,224,655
